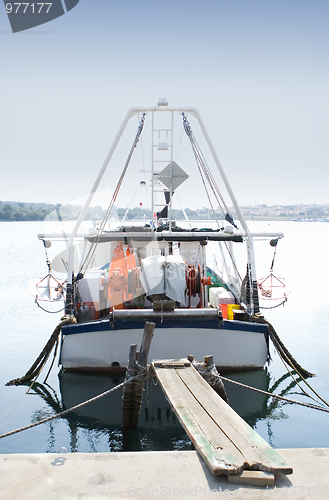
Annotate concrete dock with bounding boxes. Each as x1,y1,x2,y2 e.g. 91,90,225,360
1,448,328,499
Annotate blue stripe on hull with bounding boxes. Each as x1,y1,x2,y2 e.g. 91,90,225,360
62,317,268,336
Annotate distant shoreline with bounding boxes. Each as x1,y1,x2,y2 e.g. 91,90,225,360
1,200,328,223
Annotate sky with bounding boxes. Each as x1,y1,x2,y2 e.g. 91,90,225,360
1,0,329,210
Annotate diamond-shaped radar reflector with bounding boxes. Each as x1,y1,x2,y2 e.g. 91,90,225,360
157,162,189,191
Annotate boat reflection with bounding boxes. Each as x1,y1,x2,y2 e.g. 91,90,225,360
28,368,302,452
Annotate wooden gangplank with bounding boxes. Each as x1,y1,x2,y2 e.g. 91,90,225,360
152,359,292,477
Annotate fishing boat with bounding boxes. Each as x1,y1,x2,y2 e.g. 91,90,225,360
34,99,285,374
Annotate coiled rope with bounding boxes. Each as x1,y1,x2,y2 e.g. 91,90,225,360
0,368,147,440
5,315,77,387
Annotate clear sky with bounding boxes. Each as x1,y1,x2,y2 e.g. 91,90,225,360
1,0,328,209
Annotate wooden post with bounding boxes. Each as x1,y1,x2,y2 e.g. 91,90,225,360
191,354,229,403
139,321,155,367
204,355,213,366
130,321,155,429
122,322,155,430
122,344,138,429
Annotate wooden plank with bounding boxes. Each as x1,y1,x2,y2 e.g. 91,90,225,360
176,367,269,469
153,359,292,476
152,358,191,368
228,471,275,487
154,366,241,473
176,365,292,474
155,366,243,473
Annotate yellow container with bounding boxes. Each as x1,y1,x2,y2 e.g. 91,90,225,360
227,304,240,320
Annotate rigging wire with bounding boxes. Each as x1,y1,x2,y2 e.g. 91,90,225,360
139,112,146,181
79,113,146,275
174,123,184,162
182,113,234,223
195,155,221,228
182,113,243,285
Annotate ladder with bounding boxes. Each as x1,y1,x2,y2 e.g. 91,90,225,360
151,107,174,230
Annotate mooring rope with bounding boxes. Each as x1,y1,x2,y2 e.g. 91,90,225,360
5,315,77,387
191,360,228,403
220,375,329,414
251,314,329,408
2,364,327,441
251,314,314,379
276,341,329,408
0,369,147,440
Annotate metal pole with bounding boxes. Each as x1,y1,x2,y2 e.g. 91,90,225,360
65,107,140,294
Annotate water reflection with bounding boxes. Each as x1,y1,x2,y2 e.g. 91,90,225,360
27,368,303,453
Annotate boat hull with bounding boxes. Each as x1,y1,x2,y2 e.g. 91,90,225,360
60,312,269,373
58,369,270,431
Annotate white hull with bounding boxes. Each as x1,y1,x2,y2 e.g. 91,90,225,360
60,317,268,373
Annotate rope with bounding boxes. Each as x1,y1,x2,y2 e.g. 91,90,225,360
192,360,228,403
276,349,320,405
0,370,147,440
252,314,314,379
2,365,327,441
43,338,59,385
220,375,329,414
5,315,77,387
252,314,329,408
260,298,288,310
35,300,65,314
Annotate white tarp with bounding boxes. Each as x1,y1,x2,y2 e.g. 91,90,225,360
140,254,186,305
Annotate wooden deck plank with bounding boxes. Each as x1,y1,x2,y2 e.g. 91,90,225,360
175,366,269,469
155,367,243,474
152,359,292,476
176,365,291,473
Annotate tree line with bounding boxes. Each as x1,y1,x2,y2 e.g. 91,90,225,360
0,202,225,222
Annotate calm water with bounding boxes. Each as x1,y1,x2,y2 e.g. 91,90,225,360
0,220,328,454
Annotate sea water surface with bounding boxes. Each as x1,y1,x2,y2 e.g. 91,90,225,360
0,220,328,454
